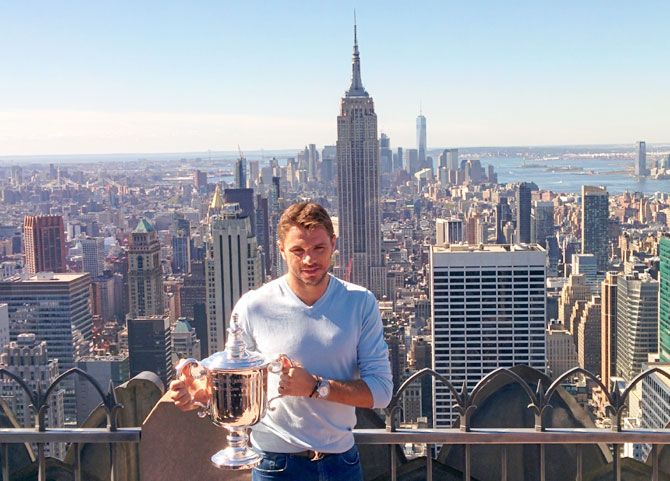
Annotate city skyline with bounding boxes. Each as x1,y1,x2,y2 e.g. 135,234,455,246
2,2,670,155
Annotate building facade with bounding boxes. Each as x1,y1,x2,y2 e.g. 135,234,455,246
128,219,164,318
335,25,385,298
205,203,262,354
127,315,172,386
0,272,92,422
615,272,659,382
581,185,609,272
23,215,67,274
430,244,547,427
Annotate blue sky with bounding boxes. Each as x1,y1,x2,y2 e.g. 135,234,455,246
1,1,669,155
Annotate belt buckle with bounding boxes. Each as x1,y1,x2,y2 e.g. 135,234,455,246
310,450,325,462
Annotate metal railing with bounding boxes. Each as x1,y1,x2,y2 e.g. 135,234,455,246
0,367,141,481
353,366,670,481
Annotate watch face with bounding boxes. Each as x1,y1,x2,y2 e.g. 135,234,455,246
317,380,330,398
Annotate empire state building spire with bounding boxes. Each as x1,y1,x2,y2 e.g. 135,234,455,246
346,16,368,98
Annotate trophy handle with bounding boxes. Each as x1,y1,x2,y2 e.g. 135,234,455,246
175,358,211,418
266,354,295,411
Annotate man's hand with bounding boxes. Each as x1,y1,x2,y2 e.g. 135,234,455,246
278,357,317,397
168,368,210,411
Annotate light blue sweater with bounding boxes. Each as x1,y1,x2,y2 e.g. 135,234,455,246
233,274,393,454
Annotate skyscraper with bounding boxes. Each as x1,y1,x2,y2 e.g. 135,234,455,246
1,333,65,458
516,183,532,243
658,237,670,362
0,272,92,423
205,203,262,354
581,185,609,272
416,111,427,166
127,315,173,386
601,272,618,389
235,156,247,188
530,200,554,245
23,215,67,274
336,23,385,297
430,244,546,427
635,141,647,177
128,219,164,318
615,272,658,382
380,133,393,174
81,237,105,278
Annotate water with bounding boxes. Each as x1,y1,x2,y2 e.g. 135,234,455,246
478,156,670,195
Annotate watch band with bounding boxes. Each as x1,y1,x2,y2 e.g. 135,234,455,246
309,376,321,398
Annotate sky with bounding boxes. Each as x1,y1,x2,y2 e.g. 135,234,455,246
1,1,670,156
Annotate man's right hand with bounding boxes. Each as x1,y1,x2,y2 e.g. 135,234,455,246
168,369,210,412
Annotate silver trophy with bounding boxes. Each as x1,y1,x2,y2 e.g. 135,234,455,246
175,314,287,470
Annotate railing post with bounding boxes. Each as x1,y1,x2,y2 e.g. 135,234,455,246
501,445,507,481
38,443,45,481
612,444,620,481
576,444,582,481
73,442,81,481
2,444,8,481
651,444,659,481
540,444,546,481
464,444,471,481
426,444,432,481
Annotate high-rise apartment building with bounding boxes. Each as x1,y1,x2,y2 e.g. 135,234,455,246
75,354,129,425
1,333,65,458
659,237,670,362
193,170,208,191
23,215,67,274
495,198,511,244
601,272,618,389
127,315,173,386
128,219,164,318
546,321,578,379
572,253,599,294
416,112,427,166
577,295,602,377
436,218,463,245
615,272,659,382
431,244,547,427
558,274,589,338
380,133,393,174
635,141,647,177
235,156,247,188
81,237,105,278
0,272,92,423
581,185,609,271
530,200,554,245
516,182,532,244
336,24,385,298
205,203,262,354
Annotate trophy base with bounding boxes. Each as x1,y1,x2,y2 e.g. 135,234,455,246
211,446,262,470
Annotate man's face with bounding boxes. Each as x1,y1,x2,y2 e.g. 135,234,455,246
279,225,335,288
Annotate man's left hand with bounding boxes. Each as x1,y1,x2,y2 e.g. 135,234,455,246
278,358,317,397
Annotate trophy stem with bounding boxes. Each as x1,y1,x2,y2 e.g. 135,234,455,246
210,427,262,470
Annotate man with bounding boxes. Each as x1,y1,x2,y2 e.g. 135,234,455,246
170,201,392,481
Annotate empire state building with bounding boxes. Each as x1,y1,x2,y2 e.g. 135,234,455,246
336,24,385,298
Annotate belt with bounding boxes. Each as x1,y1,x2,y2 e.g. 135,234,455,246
291,450,331,461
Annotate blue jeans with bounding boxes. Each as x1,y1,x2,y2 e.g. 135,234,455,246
251,445,363,481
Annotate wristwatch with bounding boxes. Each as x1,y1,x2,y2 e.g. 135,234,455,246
310,376,331,399
316,377,330,399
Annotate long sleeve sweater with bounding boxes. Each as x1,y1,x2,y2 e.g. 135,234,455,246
233,274,393,454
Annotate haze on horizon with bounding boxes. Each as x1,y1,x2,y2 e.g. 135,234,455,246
2,1,669,156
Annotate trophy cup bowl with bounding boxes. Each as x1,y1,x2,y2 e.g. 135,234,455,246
176,314,283,470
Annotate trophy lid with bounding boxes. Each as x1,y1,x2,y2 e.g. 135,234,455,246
201,314,268,371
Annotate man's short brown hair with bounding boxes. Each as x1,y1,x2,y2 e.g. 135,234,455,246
277,202,334,241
